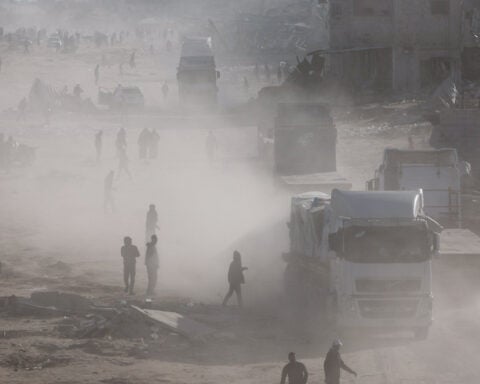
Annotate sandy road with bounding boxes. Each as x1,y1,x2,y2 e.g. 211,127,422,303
1,39,480,384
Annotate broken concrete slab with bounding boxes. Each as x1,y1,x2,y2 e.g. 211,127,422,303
131,306,215,340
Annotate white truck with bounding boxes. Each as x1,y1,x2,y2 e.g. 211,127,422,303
367,148,470,227
285,189,441,339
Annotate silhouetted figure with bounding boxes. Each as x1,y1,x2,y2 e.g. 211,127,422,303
243,76,249,92
121,236,140,295
0,133,5,170
264,63,271,82
205,130,217,163
222,251,247,307
17,97,27,121
149,129,160,159
138,128,150,159
162,81,169,101
145,234,159,296
280,352,308,384
73,84,83,98
324,340,357,384
117,147,131,179
116,127,126,156
94,64,100,85
145,204,159,242
408,135,414,150
95,130,102,163
104,170,115,213
129,51,136,68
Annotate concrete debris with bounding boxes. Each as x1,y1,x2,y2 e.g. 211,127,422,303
131,306,215,340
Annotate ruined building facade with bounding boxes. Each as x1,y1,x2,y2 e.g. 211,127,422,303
325,0,466,93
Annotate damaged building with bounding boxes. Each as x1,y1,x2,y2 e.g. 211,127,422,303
324,0,467,93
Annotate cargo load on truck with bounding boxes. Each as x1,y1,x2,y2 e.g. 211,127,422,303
367,148,470,227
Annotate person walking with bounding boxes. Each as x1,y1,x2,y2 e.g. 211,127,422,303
162,81,169,101
222,251,247,307
94,64,100,85
324,340,357,384
104,170,115,213
145,234,159,296
280,352,308,384
121,236,140,295
95,130,103,163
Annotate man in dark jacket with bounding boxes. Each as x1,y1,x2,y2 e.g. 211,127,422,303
222,250,247,307
324,340,357,384
121,236,140,295
280,352,308,384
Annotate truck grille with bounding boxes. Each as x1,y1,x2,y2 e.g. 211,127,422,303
358,299,419,319
356,279,421,293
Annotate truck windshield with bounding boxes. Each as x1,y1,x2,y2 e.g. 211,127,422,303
343,225,430,263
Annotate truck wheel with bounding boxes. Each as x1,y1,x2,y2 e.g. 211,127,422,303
414,327,429,340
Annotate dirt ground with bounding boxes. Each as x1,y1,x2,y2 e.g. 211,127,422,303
1,36,480,384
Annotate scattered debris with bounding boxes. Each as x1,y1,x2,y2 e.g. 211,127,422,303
2,351,71,371
131,306,215,340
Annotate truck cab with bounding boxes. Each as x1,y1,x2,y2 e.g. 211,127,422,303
367,148,469,227
286,189,441,338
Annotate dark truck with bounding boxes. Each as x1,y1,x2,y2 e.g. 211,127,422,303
270,102,350,193
177,37,219,106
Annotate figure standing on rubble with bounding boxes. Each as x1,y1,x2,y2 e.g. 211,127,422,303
324,340,357,384
121,236,140,295
138,128,150,160
205,130,217,164
145,204,159,242
94,64,100,85
95,130,103,163
104,170,115,213
222,251,248,307
145,234,159,296
280,352,308,384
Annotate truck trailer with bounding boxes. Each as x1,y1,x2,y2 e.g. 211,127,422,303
177,37,219,106
367,148,470,227
285,189,441,339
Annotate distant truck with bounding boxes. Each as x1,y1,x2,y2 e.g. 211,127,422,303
177,37,219,106
285,189,440,339
98,85,145,110
367,148,470,227
266,102,350,192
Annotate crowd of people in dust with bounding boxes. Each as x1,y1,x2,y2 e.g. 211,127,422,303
0,23,361,384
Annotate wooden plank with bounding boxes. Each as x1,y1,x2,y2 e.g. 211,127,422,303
131,306,215,339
